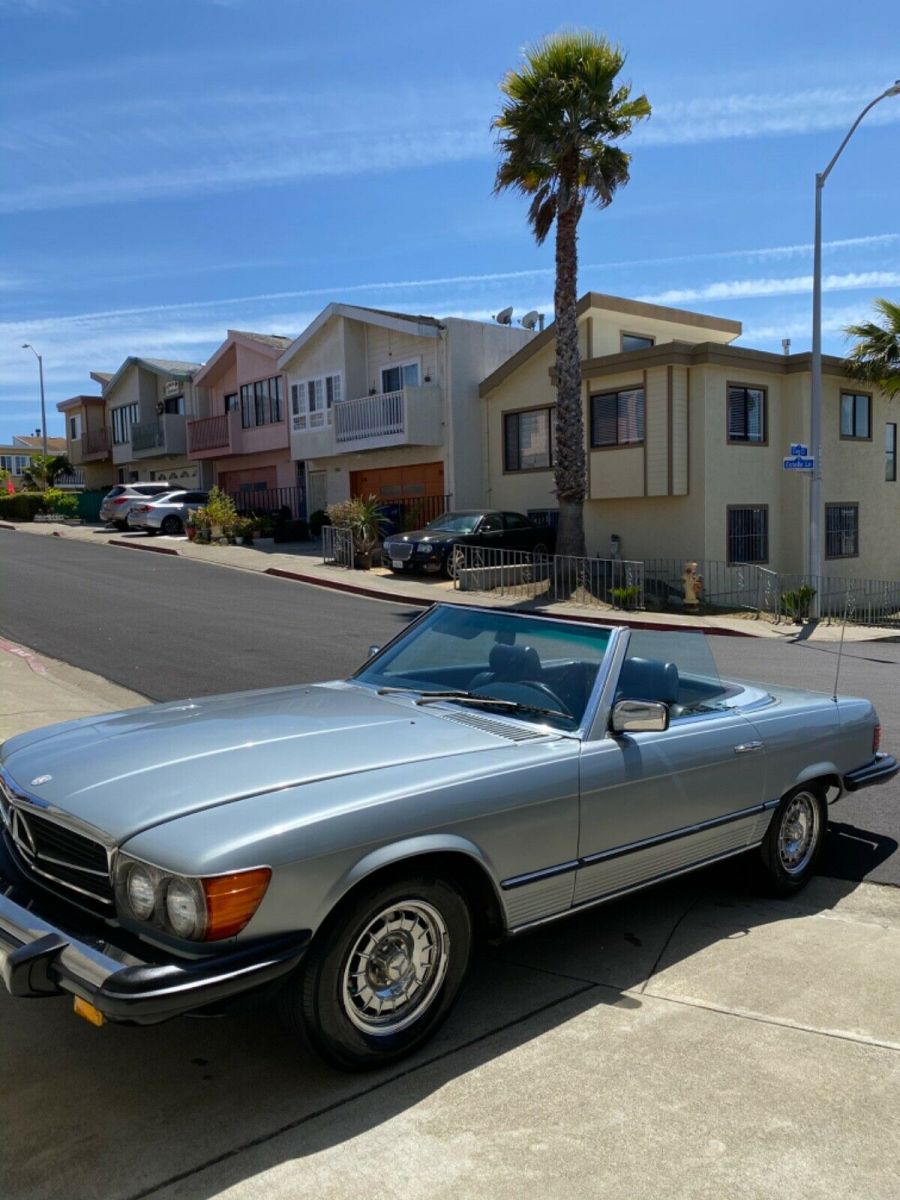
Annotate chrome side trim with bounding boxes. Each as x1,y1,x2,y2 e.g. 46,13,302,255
499,799,780,891
579,799,779,866
508,844,761,935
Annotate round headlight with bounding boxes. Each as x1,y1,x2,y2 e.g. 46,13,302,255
165,877,205,939
126,864,156,920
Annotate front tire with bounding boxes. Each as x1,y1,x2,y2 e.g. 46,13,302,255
282,875,472,1071
758,785,827,895
161,515,183,535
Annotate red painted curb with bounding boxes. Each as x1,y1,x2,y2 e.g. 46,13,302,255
109,538,180,557
263,567,756,637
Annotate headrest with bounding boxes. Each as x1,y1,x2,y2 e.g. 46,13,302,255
488,643,541,681
616,657,680,705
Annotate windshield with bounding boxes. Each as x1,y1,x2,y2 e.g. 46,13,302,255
355,606,613,728
425,513,482,534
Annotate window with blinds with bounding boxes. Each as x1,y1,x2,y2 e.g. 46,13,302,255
240,376,283,428
290,374,341,430
503,407,554,471
590,388,645,447
727,385,766,443
727,506,768,564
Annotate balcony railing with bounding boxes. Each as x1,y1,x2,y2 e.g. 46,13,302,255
188,414,230,454
334,390,405,443
131,420,165,453
83,428,110,456
131,414,187,457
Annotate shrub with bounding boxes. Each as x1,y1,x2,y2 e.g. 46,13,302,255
308,509,329,537
42,487,78,516
204,486,238,531
781,584,816,622
0,492,44,521
326,495,386,559
610,584,640,610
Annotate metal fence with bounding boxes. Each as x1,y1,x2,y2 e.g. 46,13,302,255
378,494,451,537
775,574,900,628
644,559,780,616
226,486,304,519
453,544,645,610
322,524,354,568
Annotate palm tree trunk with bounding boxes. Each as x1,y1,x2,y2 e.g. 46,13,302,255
552,188,587,559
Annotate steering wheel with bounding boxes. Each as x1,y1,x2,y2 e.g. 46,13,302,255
472,680,574,719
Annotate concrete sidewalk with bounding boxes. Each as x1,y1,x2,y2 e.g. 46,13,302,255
1,639,899,1200
4,517,894,642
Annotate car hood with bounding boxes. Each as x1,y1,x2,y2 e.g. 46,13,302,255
0,683,509,843
386,528,464,545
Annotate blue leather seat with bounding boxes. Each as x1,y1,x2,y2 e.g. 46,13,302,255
615,657,680,705
470,644,542,691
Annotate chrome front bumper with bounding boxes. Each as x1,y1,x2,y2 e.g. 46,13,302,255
0,874,308,1025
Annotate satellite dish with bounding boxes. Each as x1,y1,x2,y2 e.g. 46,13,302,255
521,310,540,330
494,307,513,326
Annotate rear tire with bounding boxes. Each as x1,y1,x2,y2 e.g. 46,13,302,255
161,515,183,535
757,785,827,896
280,874,472,1071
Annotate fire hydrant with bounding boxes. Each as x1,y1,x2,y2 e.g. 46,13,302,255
683,561,703,608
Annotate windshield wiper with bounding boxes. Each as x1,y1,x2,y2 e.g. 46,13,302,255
412,690,571,722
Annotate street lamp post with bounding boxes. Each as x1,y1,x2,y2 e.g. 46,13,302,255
21,343,48,457
808,80,900,614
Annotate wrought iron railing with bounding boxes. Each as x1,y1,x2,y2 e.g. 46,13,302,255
226,486,303,519
453,544,644,610
379,494,452,536
130,421,164,452
83,428,110,456
322,524,354,567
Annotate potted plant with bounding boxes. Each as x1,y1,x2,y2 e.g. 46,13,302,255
204,486,238,544
326,495,387,570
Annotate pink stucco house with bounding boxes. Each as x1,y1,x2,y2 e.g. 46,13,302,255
187,330,298,509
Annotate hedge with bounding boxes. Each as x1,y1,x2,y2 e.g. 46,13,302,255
0,492,46,521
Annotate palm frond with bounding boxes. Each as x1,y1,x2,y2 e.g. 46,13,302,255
844,297,900,397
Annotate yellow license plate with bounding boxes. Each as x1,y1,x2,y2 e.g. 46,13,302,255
73,997,106,1027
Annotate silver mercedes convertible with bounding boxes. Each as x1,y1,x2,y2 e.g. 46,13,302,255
0,605,895,1069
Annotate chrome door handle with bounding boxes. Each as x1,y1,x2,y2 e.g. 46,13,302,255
734,741,763,754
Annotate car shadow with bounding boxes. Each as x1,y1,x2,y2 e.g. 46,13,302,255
1,827,896,1200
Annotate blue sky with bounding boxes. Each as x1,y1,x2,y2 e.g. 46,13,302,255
1,0,898,442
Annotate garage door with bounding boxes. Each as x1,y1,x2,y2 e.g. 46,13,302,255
349,462,444,501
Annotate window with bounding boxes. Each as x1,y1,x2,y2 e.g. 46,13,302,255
69,415,81,441
825,503,859,558
290,374,342,429
727,506,768,564
886,424,896,482
503,407,554,471
111,403,138,445
224,393,238,413
840,392,871,439
590,387,645,447
381,361,420,393
621,333,654,353
0,454,30,474
503,512,531,530
727,385,767,443
240,376,283,428
162,395,184,415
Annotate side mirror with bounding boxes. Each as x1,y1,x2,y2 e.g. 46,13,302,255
367,645,381,659
611,699,669,734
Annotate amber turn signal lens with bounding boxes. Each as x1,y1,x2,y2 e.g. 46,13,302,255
73,997,106,1027
202,868,272,940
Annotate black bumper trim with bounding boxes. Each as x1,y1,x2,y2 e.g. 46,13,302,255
0,884,310,1024
843,753,899,793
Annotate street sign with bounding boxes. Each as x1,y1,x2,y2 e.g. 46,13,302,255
790,442,809,458
783,457,815,470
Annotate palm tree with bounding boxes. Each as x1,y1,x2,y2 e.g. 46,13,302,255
21,453,72,491
844,299,900,398
493,32,650,557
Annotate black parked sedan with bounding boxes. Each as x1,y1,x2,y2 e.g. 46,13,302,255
383,509,555,579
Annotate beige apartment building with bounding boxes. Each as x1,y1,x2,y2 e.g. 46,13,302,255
278,304,533,518
481,292,898,581
56,394,114,490
96,357,209,488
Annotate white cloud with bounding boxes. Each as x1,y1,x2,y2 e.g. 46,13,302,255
641,271,900,307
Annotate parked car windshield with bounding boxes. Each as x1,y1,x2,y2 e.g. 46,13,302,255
355,605,613,728
425,512,484,534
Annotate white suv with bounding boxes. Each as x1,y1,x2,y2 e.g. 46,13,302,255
99,483,174,529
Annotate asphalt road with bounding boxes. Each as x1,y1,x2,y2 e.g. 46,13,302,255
1,531,898,884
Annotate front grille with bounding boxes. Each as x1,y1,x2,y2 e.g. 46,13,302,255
1,787,114,910
385,541,413,561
